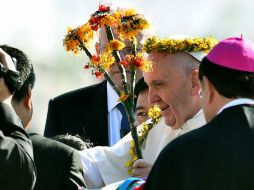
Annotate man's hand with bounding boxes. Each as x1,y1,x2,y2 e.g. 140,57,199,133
0,48,16,104
0,48,17,72
132,159,152,179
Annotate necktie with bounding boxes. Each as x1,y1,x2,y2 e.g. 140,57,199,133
116,103,131,138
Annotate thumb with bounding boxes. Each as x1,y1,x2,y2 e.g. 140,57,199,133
133,159,151,168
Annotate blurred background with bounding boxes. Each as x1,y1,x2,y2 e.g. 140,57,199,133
0,0,253,134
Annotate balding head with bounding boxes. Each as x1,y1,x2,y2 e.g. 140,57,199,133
144,51,201,129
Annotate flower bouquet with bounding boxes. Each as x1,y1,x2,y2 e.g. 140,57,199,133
63,4,151,159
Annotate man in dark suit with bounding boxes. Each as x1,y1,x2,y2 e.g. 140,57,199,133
45,80,108,145
2,45,86,190
144,36,254,190
0,47,36,190
44,27,143,146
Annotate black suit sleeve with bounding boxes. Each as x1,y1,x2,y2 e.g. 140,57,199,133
63,150,86,189
44,99,59,137
0,102,36,190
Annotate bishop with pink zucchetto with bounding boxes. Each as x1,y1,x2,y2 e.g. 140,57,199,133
144,36,254,190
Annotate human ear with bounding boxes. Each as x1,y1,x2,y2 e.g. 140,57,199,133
24,86,32,110
190,69,201,96
202,76,215,105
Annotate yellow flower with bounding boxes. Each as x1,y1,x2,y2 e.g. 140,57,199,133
76,23,94,43
123,8,137,17
118,92,129,102
63,23,94,54
115,9,150,40
106,39,126,52
130,140,135,147
143,36,218,54
100,53,115,71
133,155,138,161
125,161,133,167
64,39,80,54
99,15,117,27
129,146,135,156
113,10,122,20
148,105,161,121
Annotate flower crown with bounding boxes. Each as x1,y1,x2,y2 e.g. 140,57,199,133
143,36,218,54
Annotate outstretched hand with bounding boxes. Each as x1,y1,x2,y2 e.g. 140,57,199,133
132,159,152,179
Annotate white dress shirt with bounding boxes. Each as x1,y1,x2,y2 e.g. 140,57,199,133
107,82,122,146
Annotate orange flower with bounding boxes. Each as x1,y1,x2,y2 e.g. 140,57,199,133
133,57,143,68
94,71,103,78
84,65,90,69
106,39,125,51
99,4,110,12
125,54,134,62
64,39,80,54
99,15,117,27
89,16,100,31
118,92,129,102
76,23,94,43
121,60,129,67
91,55,100,65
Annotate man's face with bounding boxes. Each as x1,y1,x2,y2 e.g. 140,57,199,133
135,89,154,126
99,28,143,91
144,52,196,129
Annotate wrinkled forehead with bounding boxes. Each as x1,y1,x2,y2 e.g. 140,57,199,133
144,52,189,81
147,51,187,59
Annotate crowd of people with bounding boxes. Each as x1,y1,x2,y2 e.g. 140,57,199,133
1,5,254,190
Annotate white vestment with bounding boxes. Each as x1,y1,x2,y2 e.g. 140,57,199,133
79,110,206,188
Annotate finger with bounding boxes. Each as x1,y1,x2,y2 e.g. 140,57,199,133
132,168,150,179
133,159,150,168
132,168,146,176
0,48,16,71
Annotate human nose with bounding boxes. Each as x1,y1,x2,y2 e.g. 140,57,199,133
148,87,160,104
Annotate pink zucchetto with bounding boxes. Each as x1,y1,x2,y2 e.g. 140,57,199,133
206,36,254,72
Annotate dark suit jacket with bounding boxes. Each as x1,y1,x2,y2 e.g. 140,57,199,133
29,133,86,190
44,81,109,146
144,104,254,190
0,103,36,190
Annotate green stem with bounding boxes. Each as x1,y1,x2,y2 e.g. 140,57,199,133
105,26,142,159
127,110,143,159
128,39,142,158
103,72,121,96
79,40,121,96
79,40,92,58
130,39,137,112
105,26,129,96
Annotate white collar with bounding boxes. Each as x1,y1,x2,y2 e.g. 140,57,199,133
217,98,254,115
177,109,206,136
107,82,119,112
